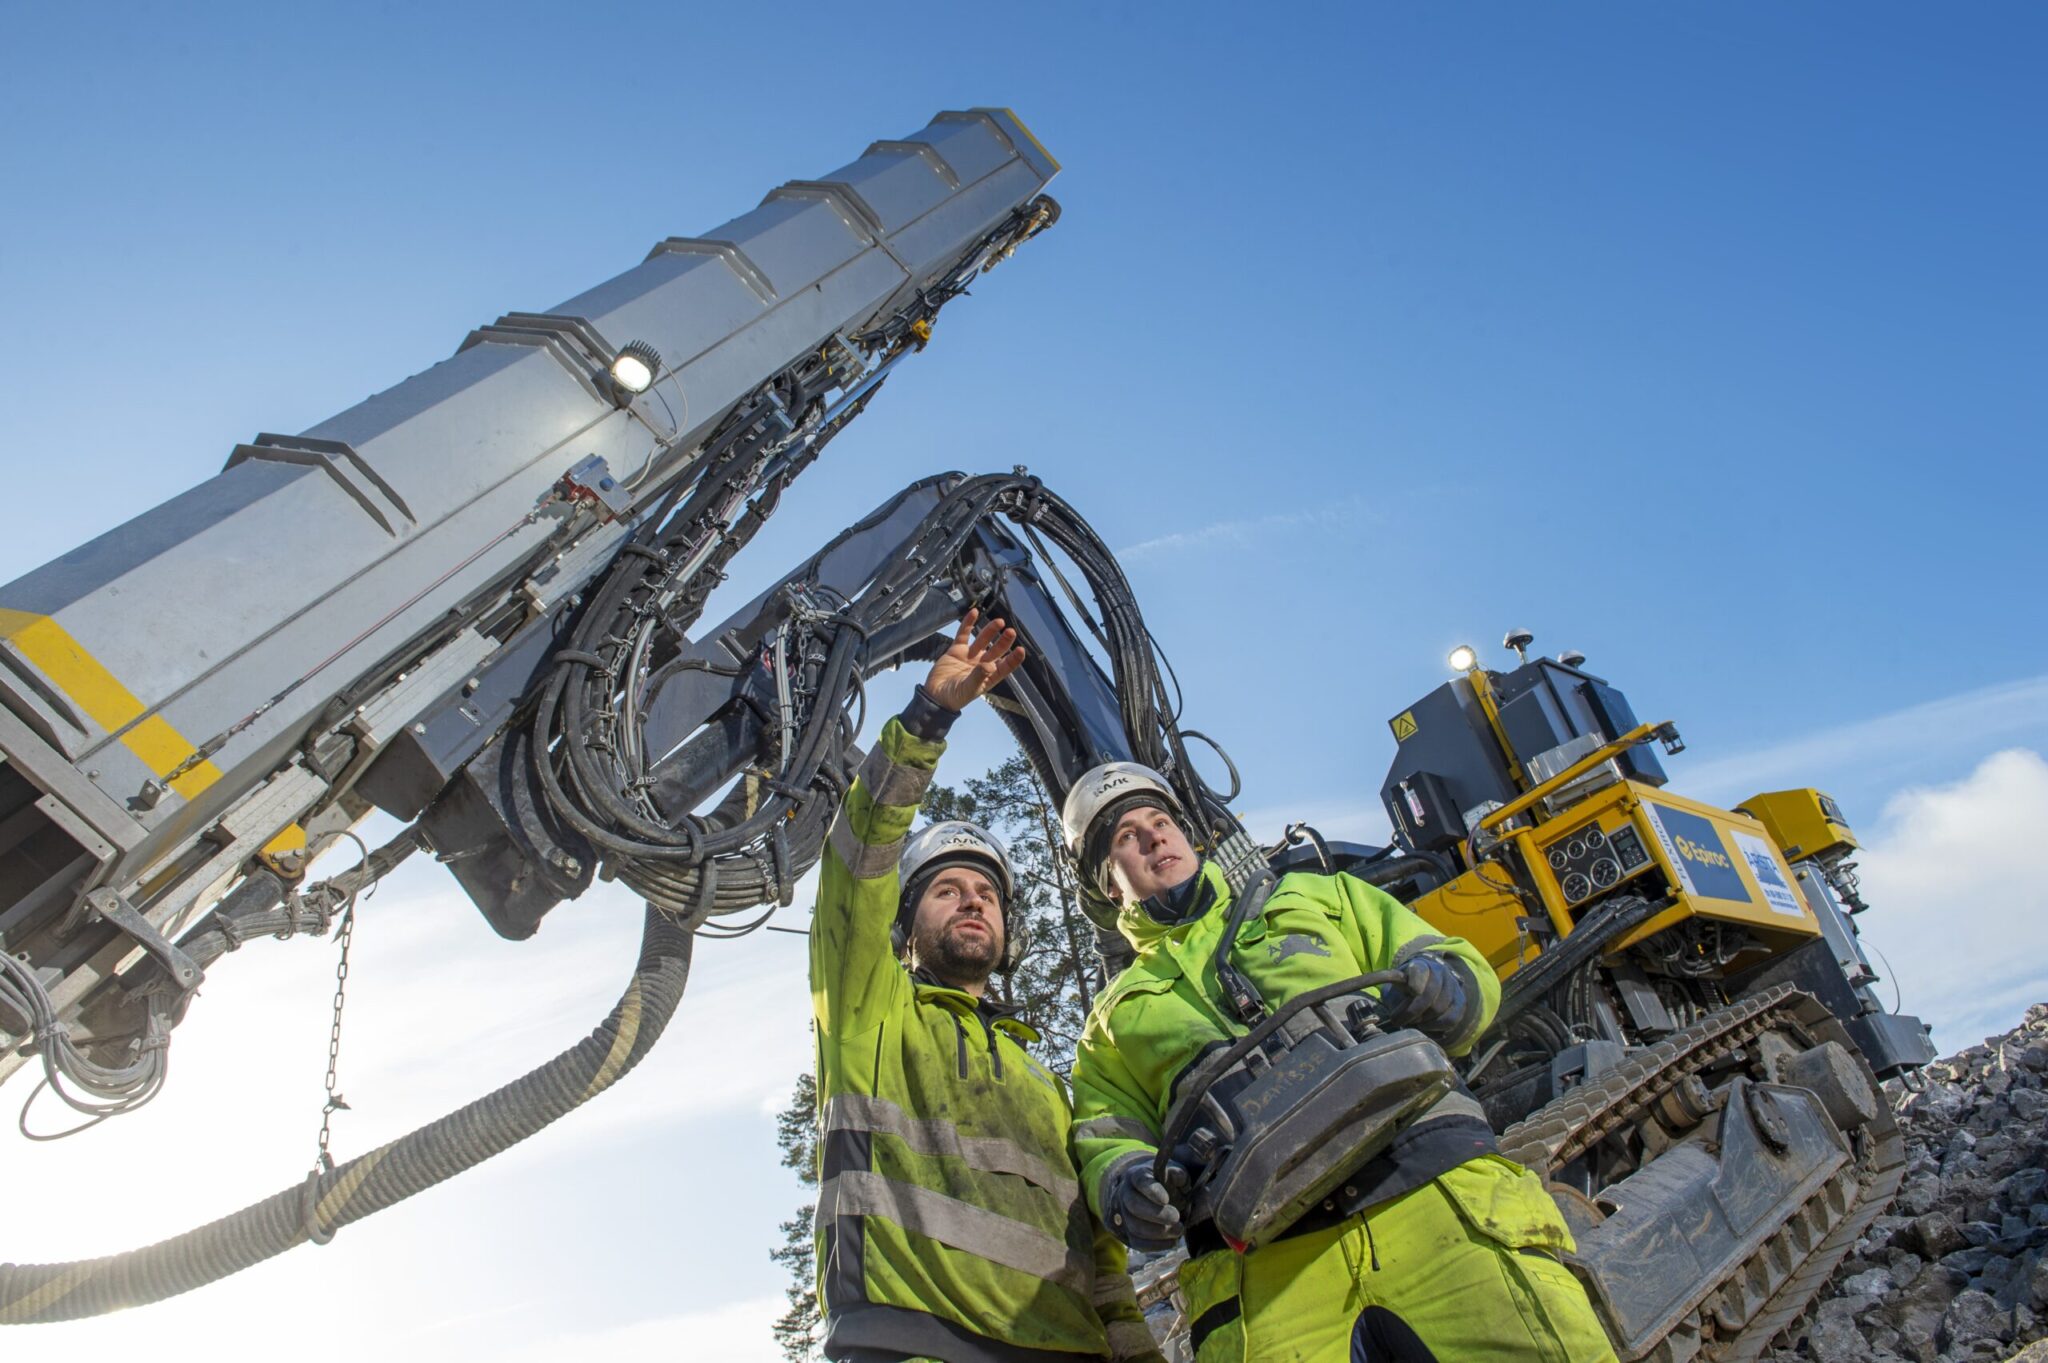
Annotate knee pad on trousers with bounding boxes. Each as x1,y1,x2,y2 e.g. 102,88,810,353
1351,1305,1439,1363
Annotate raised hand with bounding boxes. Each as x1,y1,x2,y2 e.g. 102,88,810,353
923,609,1027,713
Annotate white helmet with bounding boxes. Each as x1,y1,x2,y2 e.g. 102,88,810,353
896,820,1025,973
1060,761,1190,899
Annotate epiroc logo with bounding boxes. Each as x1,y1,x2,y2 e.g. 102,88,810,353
1645,803,1750,904
1671,834,1731,871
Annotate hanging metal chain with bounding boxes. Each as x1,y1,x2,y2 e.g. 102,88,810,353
312,906,356,1175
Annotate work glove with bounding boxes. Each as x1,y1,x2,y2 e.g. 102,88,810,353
1101,1152,1188,1252
1377,953,1476,1045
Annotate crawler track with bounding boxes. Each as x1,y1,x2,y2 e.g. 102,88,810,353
1498,986,1907,1363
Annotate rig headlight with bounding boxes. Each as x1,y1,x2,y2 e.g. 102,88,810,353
1448,644,1478,673
608,341,662,399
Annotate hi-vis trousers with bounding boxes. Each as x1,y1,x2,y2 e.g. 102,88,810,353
1177,1155,1619,1362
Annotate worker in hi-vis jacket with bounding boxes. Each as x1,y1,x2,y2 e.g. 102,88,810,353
1062,761,1618,1363
810,611,1163,1363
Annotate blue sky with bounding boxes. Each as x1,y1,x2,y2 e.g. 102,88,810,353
3,4,2045,1359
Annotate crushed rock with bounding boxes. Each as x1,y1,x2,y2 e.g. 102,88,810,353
1764,1003,2048,1363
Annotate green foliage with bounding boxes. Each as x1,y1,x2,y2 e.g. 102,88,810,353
769,1071,821,1361
776,1069,819,1183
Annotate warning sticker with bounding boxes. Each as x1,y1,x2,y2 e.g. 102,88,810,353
1390,710,1418,741
1732,831,1809,919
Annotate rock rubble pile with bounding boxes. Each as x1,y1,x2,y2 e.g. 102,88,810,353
1766,1003,2048,1363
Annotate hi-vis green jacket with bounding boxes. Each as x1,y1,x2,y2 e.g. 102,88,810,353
811,716,1159,1363
1069,861,1502,1236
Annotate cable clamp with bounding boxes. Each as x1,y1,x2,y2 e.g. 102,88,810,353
84,889,205,994
689,853,720,926
300,1167,337,1246
770,823,794,908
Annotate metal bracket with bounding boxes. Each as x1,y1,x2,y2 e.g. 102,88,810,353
84,888,205,992
558,455,636,523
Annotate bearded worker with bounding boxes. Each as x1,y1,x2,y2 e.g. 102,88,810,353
1063,763,1618,1363
810,611,1164,1363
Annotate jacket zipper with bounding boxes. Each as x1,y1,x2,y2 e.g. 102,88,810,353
977,1012,1005,1079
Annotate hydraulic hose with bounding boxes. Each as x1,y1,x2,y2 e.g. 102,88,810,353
1352,852,1457,899
0,904,693,1324
1493,892,1660,1027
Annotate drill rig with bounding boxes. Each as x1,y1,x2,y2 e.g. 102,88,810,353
1368,639,1936,1361
0,112,1931,1361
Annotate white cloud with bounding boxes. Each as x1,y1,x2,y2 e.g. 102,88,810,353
1680,672,2048,806
1117,496,1381,561
1851,747,2048,1054
0,855,814,1361
1229,796,1395,851
25,1288,791,1363
492,1296,787,1363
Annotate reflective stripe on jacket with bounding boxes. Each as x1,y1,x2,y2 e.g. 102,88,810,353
811,716,1154,1363
1068,860,1502,1227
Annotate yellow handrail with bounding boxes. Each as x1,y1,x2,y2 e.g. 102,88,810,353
1478,720,1681,834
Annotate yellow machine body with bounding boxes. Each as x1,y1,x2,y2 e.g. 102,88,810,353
1376,653,1931,1079
1736,787,1860,863
1410,779,1822,984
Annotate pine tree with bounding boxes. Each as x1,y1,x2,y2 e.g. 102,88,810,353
769,1070,821,1362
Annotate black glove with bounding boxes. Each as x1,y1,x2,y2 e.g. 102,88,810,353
1377,954,1476,1044
1102,1152,1188,1252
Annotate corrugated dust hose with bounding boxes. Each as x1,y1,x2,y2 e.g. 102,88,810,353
0,905,693,1323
